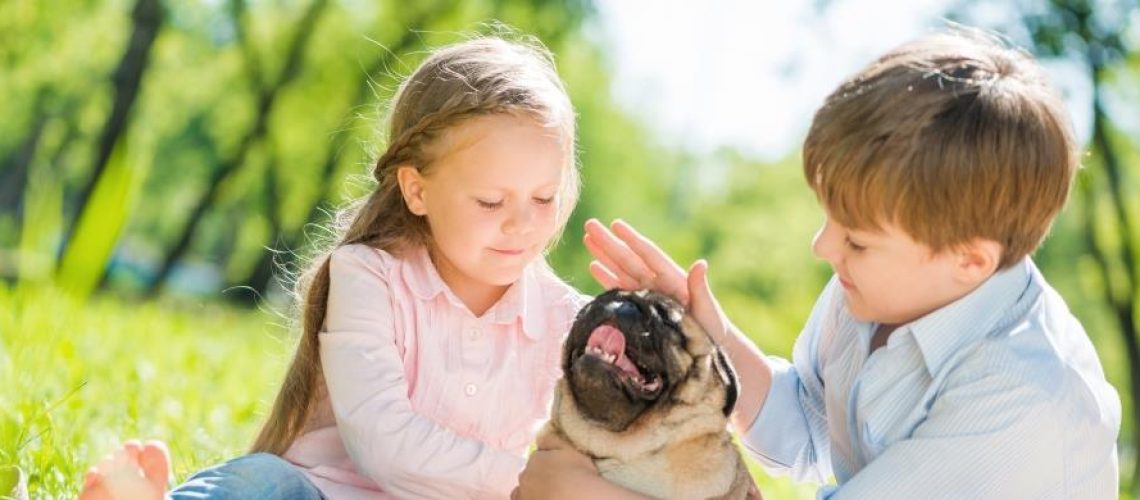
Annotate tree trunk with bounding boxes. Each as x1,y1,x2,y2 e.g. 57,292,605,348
225,20,429,303
0,111,49,214
59,0,163,262
1088,71,1140,493
146,0,329,295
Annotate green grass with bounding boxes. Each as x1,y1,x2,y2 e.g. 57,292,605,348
0,283,817,498
0,283,294,498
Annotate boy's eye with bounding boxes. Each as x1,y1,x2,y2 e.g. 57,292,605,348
845,237,866,252
476,199,503,209
533,196,555,205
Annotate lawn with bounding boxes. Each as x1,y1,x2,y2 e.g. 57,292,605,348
0,283,813,498
0,284,292,498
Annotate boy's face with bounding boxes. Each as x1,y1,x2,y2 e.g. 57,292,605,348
811,216,976,326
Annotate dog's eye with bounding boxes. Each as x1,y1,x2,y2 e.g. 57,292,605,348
652,303,680,327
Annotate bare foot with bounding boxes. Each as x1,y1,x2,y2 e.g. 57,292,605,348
79,440,170,500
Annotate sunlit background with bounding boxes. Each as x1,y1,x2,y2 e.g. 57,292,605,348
1,0,1137,497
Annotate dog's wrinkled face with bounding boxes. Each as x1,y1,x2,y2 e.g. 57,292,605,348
563,289,732,432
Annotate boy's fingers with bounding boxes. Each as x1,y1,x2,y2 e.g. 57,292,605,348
688,260,727,338
611,220,687,280
609,220,689,301
588,261,626,291
584,235,639,289
584,220,656,284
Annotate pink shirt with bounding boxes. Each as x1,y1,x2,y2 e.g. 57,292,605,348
282,243,587,499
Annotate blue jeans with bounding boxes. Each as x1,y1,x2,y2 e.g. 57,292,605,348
169,453,324,499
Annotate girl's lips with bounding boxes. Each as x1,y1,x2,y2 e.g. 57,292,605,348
491,248,525,256
839,277,855,290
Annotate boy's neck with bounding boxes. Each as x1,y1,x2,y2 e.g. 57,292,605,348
869,324,899,354
867,267,1001,354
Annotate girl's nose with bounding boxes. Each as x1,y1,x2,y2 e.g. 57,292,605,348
502,203,536,236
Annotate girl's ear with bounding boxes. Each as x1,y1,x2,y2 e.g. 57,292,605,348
397,166,428,216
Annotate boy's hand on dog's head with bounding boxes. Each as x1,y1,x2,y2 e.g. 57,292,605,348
686,259,733,343
583,219,734,343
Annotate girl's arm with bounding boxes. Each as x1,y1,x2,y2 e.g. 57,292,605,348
320,245,522,499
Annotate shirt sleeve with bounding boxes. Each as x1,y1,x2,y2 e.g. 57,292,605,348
742,278,838,484
822,367,1064,499
319,245,524,499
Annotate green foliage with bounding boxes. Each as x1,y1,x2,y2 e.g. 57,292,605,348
16,151,63,287
0,284,293,497
56,134,151,299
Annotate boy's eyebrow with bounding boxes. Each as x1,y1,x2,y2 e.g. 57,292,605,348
848,227,887,239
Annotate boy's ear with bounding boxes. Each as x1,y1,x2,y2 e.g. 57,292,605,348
396,166,428,216
954,238,1002,285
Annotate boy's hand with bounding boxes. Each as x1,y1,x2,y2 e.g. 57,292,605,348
584,219,732,341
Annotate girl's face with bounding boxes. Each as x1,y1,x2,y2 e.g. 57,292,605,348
399,114,568,311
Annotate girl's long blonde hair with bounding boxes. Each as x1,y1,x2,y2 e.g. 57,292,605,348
251,35,578,455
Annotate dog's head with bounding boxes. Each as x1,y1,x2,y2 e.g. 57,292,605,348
561,289,738,432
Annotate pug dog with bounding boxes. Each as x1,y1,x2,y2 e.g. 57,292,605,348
539,289,759,499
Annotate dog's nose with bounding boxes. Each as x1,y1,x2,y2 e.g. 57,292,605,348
614,301,639,322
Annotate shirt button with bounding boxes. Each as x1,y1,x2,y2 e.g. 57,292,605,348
464,383,478,396
467,328,481,340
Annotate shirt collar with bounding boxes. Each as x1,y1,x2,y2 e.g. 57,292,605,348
906,257,1035,374
402,245,546,340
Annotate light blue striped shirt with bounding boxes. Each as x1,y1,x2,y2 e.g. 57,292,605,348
744,258,1121,499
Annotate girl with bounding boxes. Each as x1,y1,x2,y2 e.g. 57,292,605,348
80,35,586,499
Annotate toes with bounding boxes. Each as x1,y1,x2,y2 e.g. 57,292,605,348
94,453,118,476
138,441,172,490
84,467,101,489
79,470,112,500
122,440,143,465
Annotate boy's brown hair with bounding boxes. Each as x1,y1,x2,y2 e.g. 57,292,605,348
803,29,1079,269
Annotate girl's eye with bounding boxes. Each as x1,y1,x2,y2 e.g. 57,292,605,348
533,196,555,205
476,199,503,210
845,237,866,252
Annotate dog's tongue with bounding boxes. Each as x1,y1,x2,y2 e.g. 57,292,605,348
586,324,642,378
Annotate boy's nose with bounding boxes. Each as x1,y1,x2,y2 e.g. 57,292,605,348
812,221,840,263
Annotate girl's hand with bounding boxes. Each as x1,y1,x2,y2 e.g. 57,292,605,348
512,433,649,500
583,219,732,342
511,434,597,500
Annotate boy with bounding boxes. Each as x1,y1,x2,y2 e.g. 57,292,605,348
513,29,1121,499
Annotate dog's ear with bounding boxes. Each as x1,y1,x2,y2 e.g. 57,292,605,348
713,348,739,417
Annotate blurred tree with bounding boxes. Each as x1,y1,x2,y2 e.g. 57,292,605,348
224,5,443,303
58,0,163,268
952,0,1140,489
0,90,49,216
146,0,330,294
